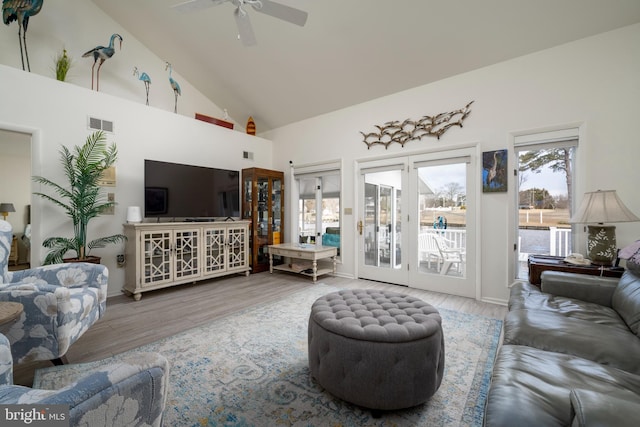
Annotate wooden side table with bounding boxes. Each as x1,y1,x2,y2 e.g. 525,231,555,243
9,236,19,266
0,301,24,333
268,243,337,282
528,255,624,285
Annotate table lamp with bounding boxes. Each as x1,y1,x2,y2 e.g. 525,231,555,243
126,206,142,223
0,203,15,221
569,190,639,265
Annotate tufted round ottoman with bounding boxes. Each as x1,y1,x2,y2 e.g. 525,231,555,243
308,289,445,411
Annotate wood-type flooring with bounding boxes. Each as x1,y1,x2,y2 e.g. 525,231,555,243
12,272,507,386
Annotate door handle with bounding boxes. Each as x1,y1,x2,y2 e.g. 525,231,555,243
357,220,363,236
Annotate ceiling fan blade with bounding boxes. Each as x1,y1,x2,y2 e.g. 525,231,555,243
252,0,308,26
234,7,257,46
172,0,228,13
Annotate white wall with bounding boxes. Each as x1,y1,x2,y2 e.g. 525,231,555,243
0,0,237,128
264,24,640,304
1,0,272,296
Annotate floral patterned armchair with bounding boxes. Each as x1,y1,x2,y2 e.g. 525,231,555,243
0,333,169,427
0,220,108,364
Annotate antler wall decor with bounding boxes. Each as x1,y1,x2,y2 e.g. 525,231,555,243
361,101,474,149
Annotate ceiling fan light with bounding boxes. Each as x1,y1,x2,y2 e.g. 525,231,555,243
234,5,257,46
234,5,247,17
171,0,307,46
247,0,263,10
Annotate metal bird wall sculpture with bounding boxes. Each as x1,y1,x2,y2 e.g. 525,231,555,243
360,101,474,149
165,61,181,113
133,66,151,105
82,33,123,91
2,0,44,72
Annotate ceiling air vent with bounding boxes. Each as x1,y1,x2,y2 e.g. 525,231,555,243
88,116,115,134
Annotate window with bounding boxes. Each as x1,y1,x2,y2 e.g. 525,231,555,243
514,128,578,280
294,162,341,255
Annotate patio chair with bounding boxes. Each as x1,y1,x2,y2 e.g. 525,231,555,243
419,232,441,269
0,220,108,365
432,234,465,275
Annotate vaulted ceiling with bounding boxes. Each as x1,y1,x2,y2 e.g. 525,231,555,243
91,0,640,132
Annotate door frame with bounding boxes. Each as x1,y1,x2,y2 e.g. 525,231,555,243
356,159,409,285
354,144,481,299
407,147,479,298
507,124,583,284
0,121,40,267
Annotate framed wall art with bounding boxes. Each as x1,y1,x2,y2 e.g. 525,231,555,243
97,166,116,187
482,149,507,193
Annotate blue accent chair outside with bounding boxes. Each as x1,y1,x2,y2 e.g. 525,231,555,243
322,227,340,255
0,220,108,364
0,333,169,426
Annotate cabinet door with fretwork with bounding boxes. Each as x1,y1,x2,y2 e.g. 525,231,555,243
202,226,226,274
174,228,201,281
227,223,249,272
141,230,173,287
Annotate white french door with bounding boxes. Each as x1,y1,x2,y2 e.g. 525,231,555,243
408,150,477,298
358,161,408,285
357,148,478,298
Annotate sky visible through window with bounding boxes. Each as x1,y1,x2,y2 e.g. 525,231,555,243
520,163,567,197
418,163,466,194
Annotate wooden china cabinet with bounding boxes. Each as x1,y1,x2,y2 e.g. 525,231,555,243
242,168,284,273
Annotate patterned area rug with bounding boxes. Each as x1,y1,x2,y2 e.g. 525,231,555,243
34,284,502,426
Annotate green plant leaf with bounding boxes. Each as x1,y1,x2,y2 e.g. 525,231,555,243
33,131,121,262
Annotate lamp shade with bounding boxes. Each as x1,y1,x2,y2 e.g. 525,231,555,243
570,190,639,266
0,203,15,214
569,190,639,224
126,206,142,223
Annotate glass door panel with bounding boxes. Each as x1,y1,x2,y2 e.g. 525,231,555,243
359,166,407,285
174,228,200,280
515,144,575,280
228,226,247,269
378,185,393,267
395,188,402,267
203,227,225,273
408,151,477,298
256,178,269,266
242,168,285,273
272,178,282,244
364,182,378,266
142,230,172,286
415,163,467,278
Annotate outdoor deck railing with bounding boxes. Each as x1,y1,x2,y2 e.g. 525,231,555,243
420,227,572,259
549,227,572,257
421,228,467,249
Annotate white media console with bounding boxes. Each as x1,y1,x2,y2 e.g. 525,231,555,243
123,221,250,300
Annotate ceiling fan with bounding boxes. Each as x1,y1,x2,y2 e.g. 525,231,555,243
172,0,308,46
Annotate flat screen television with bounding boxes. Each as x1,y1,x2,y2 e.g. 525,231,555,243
144,159,240,219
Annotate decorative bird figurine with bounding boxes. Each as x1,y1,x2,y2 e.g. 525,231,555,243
133,66,152,105
82,33,123,91
2,0,44,72
165,61,181,113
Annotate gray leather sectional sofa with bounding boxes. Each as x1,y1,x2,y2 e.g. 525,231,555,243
484,264,640,426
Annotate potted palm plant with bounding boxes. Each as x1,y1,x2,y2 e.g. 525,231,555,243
33,130,126,264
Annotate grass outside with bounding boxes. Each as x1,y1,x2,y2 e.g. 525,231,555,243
518,208,571,229
421,208,571,229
